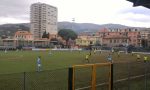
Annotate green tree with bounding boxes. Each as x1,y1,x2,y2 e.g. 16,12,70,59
42,31,47,38
58,29,77,42
42,31,49,39
47,32,50,39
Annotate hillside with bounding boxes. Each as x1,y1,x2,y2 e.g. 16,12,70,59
0,22,134,37
0,23,30,37
58,22,131,33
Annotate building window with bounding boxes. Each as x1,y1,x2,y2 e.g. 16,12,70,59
114,40,116,43
125,40,127,43
110,39,112,43
117,40,119,43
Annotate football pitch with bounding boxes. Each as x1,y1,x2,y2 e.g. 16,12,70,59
0,50,150,90
0,50,140,74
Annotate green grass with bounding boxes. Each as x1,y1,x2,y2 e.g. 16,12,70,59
0,50,142,74
0,50,150,90
0,50,86,74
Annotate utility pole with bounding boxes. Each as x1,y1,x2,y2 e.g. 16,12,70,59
72,18,75,30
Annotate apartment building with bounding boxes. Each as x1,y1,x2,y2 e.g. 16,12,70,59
75,28,141,47
76,32,100,46
30,2,58,39
139,29,150,47
97,28,141,47
14,31,33,40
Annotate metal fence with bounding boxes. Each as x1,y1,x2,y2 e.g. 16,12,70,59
0,61,150,90
68,63,112,90
0,68,68,90
113,61,150,90
69,61,150,90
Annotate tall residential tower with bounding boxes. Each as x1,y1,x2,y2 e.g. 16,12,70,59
30,2,58,39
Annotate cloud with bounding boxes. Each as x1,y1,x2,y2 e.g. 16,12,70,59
116,6,150,27
126,15,150,23
118,12,150,23
0,0,30,17
119,6,150,16
0,17,29,24
0,0,33,24
0,0,59,24
0,0,150,28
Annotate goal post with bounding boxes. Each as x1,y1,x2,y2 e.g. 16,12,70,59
68,63,113,90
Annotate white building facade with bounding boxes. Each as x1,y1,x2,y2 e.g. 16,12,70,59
30,2,58,39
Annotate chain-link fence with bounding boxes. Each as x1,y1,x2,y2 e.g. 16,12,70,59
0,72,24,90
113,61,150,90
69,61,150,90
74,66,92,90
69,63,111,90
96,65,110,90
0,68,68,90
0,61,150,90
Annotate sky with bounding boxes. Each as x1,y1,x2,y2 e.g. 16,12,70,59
0,0,150,27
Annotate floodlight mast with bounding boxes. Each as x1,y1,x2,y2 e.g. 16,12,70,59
72,18,75,30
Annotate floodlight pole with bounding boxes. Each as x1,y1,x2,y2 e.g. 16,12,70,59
72,18,75,30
